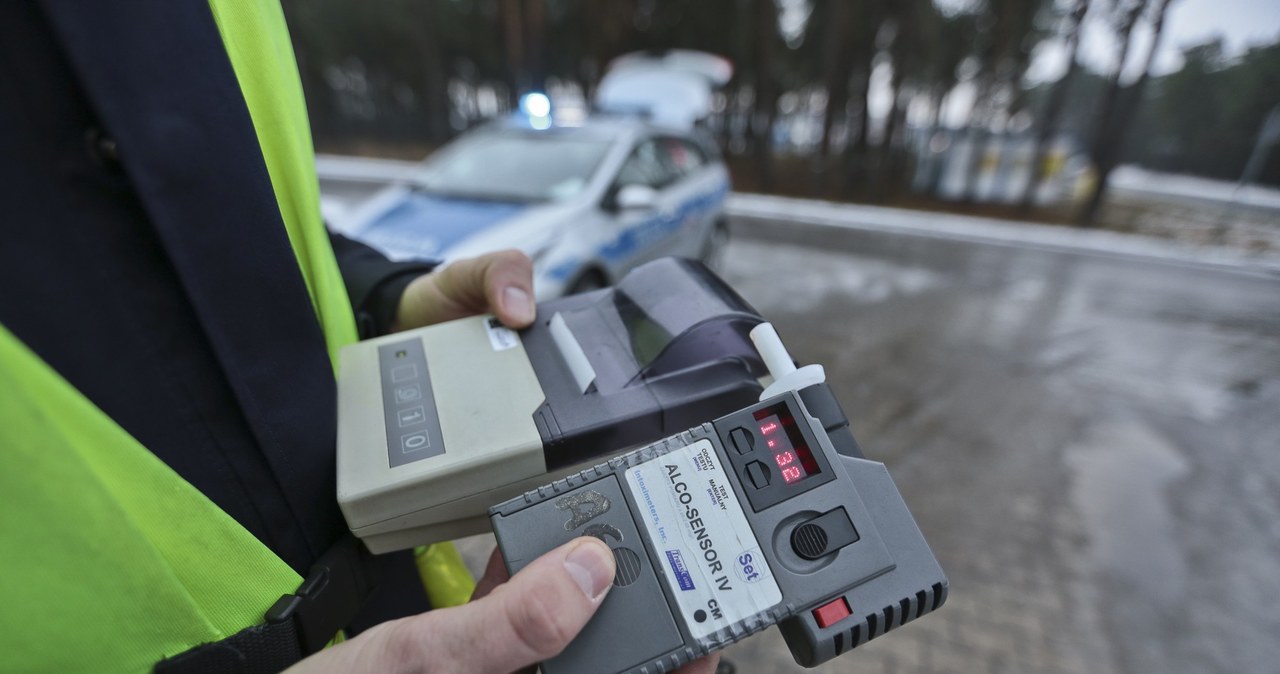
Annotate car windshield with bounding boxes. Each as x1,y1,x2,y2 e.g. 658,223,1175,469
415,131,613,203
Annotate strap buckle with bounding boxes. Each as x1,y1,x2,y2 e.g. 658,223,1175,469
265,536,378,655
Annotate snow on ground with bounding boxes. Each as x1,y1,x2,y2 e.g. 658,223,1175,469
727,192,1280,277
1110,165,1280,212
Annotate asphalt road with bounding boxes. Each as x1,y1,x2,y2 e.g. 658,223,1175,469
707,215,1280,673
320,173,1280,673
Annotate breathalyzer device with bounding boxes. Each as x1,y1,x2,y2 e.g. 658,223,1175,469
489,324,948,673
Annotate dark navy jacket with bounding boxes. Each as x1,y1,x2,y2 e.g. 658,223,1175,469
0,2,433,629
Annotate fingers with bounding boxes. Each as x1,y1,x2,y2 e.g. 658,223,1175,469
285,539,718,674
672,653,723,674
395,537,615,673
472,250,535,328
394,250,535,331
471,546,511,601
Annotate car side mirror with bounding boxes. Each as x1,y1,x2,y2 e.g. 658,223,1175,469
614,184,658,211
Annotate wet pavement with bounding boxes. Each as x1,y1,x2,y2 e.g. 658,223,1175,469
700,216,1280,673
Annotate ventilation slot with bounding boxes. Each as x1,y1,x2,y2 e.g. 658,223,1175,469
841,583,950,655
849,623,863,649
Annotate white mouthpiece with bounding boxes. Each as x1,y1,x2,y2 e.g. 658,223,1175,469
749,322,826,401
749,322,795,378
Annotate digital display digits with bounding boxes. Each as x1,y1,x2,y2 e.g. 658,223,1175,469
754,407,821,484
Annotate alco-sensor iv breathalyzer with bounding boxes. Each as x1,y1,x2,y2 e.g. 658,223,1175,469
337,258,771,552
489,324,948,674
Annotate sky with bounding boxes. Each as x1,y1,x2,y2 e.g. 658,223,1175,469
923,0,1279,128
1024,0,1280,83
772,0,1274,130
784,0,1280,82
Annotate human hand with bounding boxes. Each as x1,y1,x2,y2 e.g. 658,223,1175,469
469,547,722,674
285,537,611,674
394,250,535,332
284,538,721,674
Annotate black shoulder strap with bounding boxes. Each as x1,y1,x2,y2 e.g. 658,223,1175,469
155,536,379,674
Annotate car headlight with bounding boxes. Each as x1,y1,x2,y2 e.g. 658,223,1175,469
527,237,558,268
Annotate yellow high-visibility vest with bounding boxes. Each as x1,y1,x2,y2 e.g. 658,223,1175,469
0,3,470,670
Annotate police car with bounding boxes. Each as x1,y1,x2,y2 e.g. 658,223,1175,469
341,51,733,298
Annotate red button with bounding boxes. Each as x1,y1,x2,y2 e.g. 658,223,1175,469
812,597,852,628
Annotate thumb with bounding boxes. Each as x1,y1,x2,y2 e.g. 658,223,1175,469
405,537,616,673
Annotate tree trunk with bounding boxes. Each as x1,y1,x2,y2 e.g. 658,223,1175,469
752,0,778,191
877,65,908,200
417,6,451,144
524,0,547,94
500,0,524,108
1019,0,1090,214
818,1,854,196
959,72,995,203
1077,0,1158,226
843,38,876,196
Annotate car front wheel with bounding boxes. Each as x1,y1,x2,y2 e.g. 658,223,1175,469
699,219,730,270
567,268,608,295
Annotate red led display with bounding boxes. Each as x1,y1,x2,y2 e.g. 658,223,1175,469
755,409,820,485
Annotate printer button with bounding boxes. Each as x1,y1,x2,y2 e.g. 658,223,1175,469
730,428,755,454
746,461,771,489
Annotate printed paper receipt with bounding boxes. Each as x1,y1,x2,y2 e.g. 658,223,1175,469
625,439,782,639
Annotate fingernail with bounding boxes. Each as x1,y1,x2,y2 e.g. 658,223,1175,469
564,540,614,602
503,286,534,324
